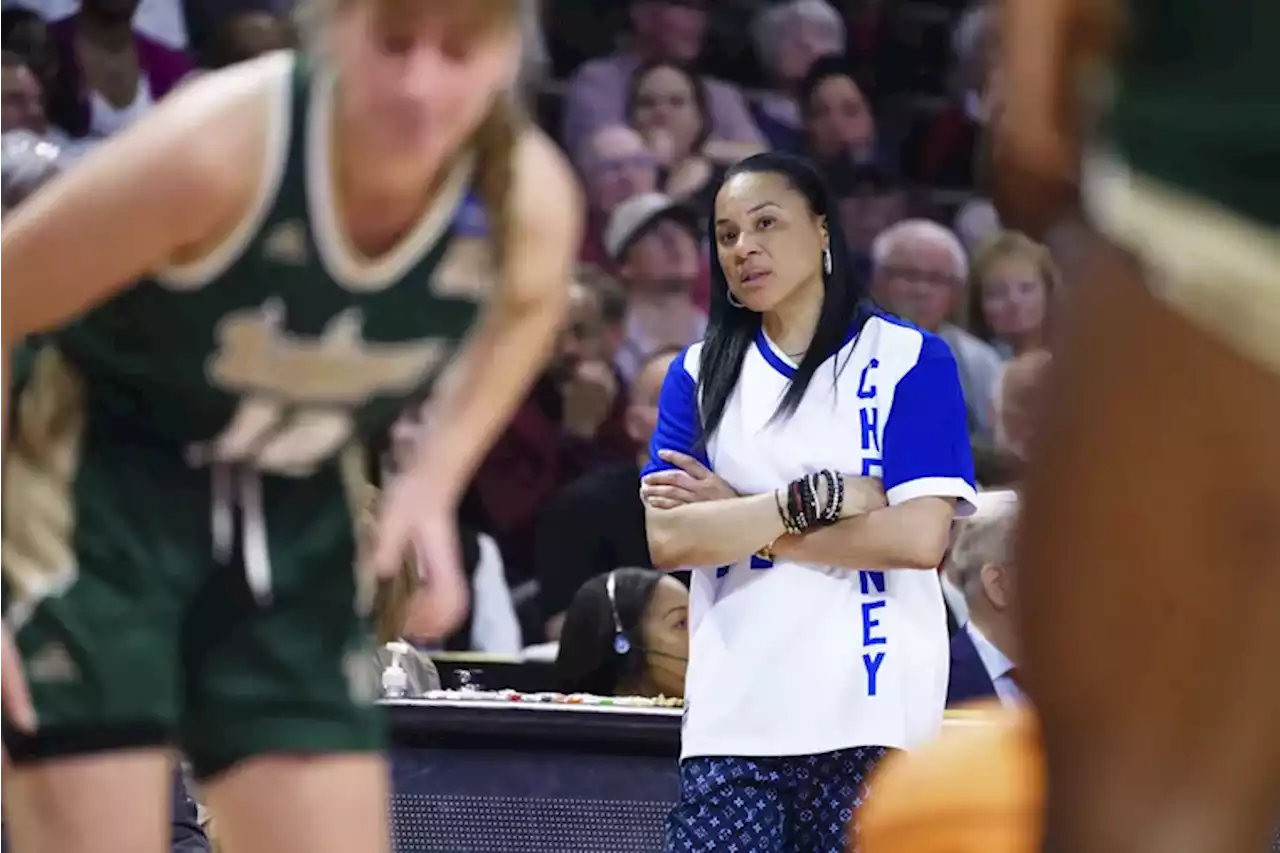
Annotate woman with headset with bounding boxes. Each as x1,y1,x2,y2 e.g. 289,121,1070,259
554,568,689,699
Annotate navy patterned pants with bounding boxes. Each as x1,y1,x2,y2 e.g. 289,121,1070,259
666,745,890,853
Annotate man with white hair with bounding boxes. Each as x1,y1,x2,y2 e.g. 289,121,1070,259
577,125,660,267
749,0,846,150
871,219,1003,441
944,495,1024,709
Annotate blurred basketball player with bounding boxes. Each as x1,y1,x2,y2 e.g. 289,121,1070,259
860,703,1042,853
996,0,1280,852
1,2,582,852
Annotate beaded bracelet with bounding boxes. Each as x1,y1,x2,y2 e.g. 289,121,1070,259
819,469,844,523
787,479,810,532
776,469,845,534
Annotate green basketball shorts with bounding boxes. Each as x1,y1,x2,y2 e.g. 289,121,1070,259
2,351,385,778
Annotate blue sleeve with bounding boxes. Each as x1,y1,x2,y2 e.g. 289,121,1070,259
881,336,978,514
641,350,709,477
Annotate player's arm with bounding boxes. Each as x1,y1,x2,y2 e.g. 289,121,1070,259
995,0,1118,235
0,58,268,441
403,128,583,507
774,337,978,570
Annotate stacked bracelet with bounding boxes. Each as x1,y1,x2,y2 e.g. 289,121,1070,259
775,469,844,533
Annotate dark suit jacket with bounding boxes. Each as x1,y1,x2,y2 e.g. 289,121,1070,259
945,625,999,708
0,766,208,852
172,766,211,852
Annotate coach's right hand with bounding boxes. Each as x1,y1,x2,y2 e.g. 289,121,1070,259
839,475,888,518
2,622,36,760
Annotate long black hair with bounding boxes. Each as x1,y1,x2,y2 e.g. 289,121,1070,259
554,568,662,696
698,151,870,445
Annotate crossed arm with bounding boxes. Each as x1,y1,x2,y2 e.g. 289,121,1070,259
640,337,975,575
641,452,956,572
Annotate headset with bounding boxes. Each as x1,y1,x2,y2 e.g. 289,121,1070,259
605,569,688,665
605,570,633,655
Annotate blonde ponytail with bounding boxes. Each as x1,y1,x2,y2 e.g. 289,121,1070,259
470,97,526,271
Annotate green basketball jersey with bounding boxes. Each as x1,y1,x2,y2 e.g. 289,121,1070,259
40,53,495,476
1107,0,1280,226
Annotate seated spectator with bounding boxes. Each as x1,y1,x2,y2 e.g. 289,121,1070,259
554,568,688,698
2,50,48,133
2,7,58,93
626,59,763,216
832,162,907,261
604,192,707,383
799,55,895,182
578,264,630,366
463,279,634,594
901,2,996,188
535,347,681,641
1,43,85,157
171,764,212,852
45,0,193,141
561,0,763,170
965,230,1053,482
871,219,1003,442
200,9,289,69
992,349,1051,475
945,498,1024,709
32,0,193,48
748,0,845,153
577,124,659,268
970,230,1056,359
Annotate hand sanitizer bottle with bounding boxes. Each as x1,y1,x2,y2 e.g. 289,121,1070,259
382,641,410,699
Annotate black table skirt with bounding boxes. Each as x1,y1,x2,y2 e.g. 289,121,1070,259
387,700,681,853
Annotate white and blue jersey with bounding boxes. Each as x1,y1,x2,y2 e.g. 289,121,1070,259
644,311,977,761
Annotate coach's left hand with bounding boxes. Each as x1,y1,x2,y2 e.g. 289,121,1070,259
641,450,738,509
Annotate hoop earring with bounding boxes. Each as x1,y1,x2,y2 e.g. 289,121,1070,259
727,289,746,308
823,246,833,275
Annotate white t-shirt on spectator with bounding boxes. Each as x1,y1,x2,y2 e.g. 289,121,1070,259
644,311,977,760
3,0,188,49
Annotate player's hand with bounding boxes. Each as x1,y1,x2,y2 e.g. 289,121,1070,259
839,474,888,518
641,450,738,509
2,623,36,761
371,478,470,642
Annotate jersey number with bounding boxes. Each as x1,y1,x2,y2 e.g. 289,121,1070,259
196,398,354,475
